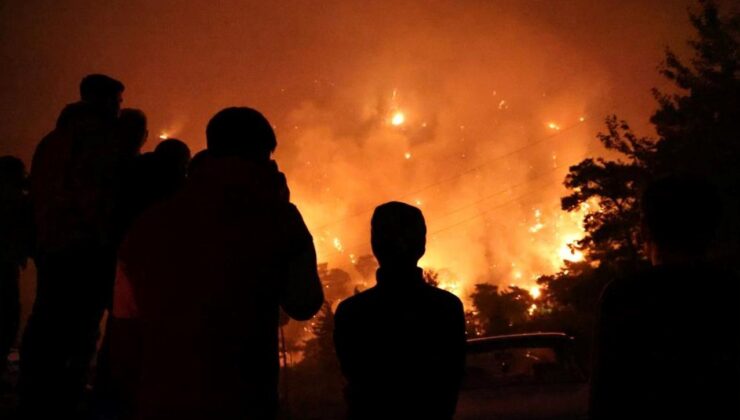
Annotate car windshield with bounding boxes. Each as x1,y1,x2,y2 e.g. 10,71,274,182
464,345,581,388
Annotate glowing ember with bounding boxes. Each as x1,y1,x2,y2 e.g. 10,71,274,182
159,132,169,140
529,208,545,233
529,285,541,299
391,111,406,126
579,116,586,122
404,151,412,160
547,122,561,131
333,237,344,253
528,303,538,316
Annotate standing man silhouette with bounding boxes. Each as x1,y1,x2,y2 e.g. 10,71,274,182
334,201,466,419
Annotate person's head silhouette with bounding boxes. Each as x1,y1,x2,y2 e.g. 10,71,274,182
641,175,720,265
371,201,426,269
79,74,125,118
155,138,191,173
206,107,276,162
117,108,148,155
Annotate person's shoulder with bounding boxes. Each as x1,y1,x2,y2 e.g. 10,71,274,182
423,284,464,309
336,287,381,315
34,127,68,156
424,285,462,305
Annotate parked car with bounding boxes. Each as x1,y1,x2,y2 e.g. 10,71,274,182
456,333,587,420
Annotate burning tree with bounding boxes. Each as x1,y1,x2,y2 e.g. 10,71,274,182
469,284,536,336
469,2,739,366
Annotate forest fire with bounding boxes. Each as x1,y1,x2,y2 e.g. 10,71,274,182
286,86,598,306
3,2,737,418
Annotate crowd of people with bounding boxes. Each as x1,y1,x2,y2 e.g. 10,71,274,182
0,73,738,419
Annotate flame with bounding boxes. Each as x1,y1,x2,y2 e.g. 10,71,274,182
159,132,169,140
391,111,406,126
404,151,412,160
437,281,462,299
547,122,561,131
529,285,541,299
529,208,545,233
558,239,584,262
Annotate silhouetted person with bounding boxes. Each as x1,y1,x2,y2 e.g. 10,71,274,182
187,149,210,178
114,133,190,242
590,176,740,419
92,108,150,414
56,74,124,130
152,138,191,196
111,107,323,419
0,157,33,384
334,202,466,419
111,108,150,238
116,108,149,157
20,74,125,417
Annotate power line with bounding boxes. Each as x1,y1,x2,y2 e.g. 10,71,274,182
314,119,588,231
317,141,603,262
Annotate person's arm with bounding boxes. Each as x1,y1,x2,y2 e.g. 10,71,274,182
333,301,359,409
107,237,143,415
279,204,323,320
333,302,352,378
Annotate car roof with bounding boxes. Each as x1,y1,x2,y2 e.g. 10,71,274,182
467,332,574,351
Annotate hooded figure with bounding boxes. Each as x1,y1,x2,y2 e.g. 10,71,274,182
111,107,323,419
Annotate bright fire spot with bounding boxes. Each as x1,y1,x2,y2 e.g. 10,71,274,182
529,208,545,233
349,253,357,265
415,199,423,206
391,111,405,126
513,271,523,280
333,237,343,253
159,132,169,140
528,303,538,316
529,286,541,299
558,241,584,263
404,151,412,160
579,116,586,122
547,122,561,131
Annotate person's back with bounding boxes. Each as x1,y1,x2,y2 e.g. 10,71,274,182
334,202,466,419
113,107,323,419
590,177,740,419
593,263,740,418
31,75,124,252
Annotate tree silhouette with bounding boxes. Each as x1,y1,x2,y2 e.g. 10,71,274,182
470,3,739,366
